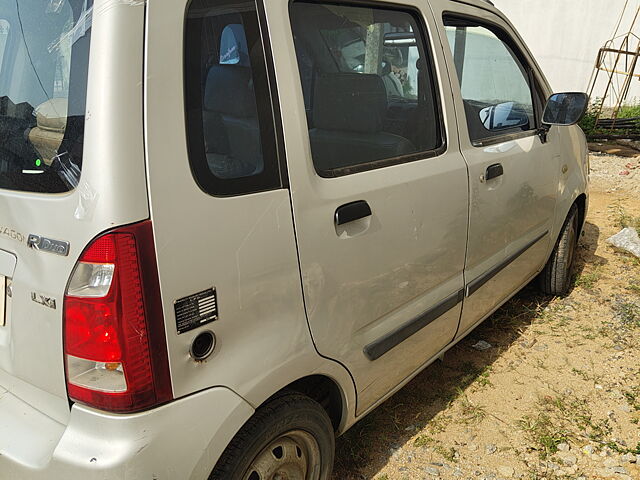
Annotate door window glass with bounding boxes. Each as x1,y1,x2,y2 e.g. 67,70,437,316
444,18,535,144
184,0,281,196
290,2,443,177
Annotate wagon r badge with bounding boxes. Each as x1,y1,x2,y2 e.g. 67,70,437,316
31,292,57,310
27,234,70,257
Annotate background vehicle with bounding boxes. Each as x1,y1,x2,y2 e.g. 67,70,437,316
0,0,588,478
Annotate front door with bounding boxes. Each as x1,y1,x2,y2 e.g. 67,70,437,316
436,6,559,337
270,0,469,414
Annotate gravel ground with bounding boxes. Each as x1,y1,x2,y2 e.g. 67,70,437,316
589,151,640,194
331,153,640,480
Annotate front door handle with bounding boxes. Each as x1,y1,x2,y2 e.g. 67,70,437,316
335,200,372,226
485,163,504,181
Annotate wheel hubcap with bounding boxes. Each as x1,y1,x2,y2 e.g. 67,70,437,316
244,430,321,480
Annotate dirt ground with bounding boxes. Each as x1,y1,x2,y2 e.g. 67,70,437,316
331,152,640,480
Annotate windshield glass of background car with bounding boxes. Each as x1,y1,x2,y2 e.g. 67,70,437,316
0,0,92,193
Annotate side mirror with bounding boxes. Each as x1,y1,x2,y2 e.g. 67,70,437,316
542,92,589,126
479,102,530,131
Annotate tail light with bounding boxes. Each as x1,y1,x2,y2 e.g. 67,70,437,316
64,221,172,413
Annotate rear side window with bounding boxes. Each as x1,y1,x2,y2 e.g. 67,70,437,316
444,17,536,145
0,1,92,193
290,2,443,177
184,0,282,196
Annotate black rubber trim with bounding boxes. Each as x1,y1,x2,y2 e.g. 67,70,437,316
466,230,549,297
471,130,537,148
335,201,372,226
256,0,289,189
183,0,282,197
363,289,464,361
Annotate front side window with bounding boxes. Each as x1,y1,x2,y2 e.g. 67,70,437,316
0,0,92,193
444,18,536,144
290,2,443,177
184,0,281,196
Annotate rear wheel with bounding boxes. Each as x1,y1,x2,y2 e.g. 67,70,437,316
538,205,579,295
210,393,335,480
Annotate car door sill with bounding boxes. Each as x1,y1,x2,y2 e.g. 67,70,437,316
363,289,465,361
465,230,549,297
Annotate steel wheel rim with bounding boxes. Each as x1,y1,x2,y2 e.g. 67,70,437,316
243,430,321,480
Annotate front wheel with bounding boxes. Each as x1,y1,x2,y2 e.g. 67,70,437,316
209,393,335,480
538,205,579,295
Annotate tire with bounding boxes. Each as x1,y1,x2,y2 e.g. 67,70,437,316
209,393,335,480
538,205,579,295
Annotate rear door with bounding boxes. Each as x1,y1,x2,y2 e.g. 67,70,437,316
433,2,559,338
270,0,469,414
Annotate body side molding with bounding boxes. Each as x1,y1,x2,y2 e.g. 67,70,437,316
466,230,549,297
363,289,465,361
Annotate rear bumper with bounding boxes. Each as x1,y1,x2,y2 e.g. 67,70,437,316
0,386,254,479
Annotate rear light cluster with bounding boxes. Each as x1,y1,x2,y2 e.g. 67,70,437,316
64,221,172,413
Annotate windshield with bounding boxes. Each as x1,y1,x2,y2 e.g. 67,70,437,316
0,0,92,193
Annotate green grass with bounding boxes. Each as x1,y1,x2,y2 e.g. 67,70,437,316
574,268,602,289
623,389,640,411
617,104,640,118
614,301,640,327
611,202,640,231
413,434,434,448
578,99,601,137
627,279,640,294
457,389,487,425
457,363,493,389
605,441,640,455
434,445,457,463
518,413,569,458
578,99,640,137
571,367,600,383
519,394,618,458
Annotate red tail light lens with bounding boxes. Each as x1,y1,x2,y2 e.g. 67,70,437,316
64,221,172,413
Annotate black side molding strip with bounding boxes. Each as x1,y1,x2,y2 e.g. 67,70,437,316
363,289,464,361
466,230,549,297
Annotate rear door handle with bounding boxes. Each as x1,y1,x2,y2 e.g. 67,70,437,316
335,200,372,226
485,163,504,181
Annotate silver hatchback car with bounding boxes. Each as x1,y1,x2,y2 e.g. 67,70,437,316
0,0,588,478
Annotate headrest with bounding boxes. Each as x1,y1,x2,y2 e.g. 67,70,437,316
34,98,68,132
204,65,256,117
313,73,387,133
219,24,250,67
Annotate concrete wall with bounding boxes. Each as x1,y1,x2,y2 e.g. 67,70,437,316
492,0,640,105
